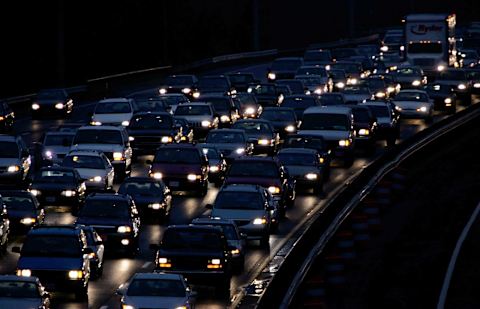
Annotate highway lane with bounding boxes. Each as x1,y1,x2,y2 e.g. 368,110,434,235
0,62,469,308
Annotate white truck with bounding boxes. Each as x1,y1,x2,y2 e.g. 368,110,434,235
404,14,457,74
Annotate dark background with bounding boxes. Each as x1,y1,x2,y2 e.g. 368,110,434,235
1,0,478,97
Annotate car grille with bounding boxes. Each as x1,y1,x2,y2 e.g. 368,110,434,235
31,270,67,283
413,59,435,67
188,121,203,128
169,256,210,271
133,136,163,144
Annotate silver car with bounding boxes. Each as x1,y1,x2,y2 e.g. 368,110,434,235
0,275,50,308
42,131,75,164
90,98,135,127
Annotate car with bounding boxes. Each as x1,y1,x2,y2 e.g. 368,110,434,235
203,129,253,162
75,193,141,255
148,144,209,196
0,203,8,252
76,225,105,279
328,69,349,91
70,125,132,181
128,95,171,113
0,275,50,308
303,49,332,66
364,75,390,99
267,57,304,81
466,68,480,95
330,61,365,84
90,98,135,127
232,119,279,156
0,134,31,186
377,53,403,72
331,48,360,61
391,65,427,89
207,184,278,246
349,55,375,75
0,190,44,234
259,107,299,138
318,93,347,106
347,104,378,154
159,74,198,99
275,79,308,95
12,225,92,300
0,101,14,133
154,94,190,114
117,272,196,309
380,32,405,55
62,150,114,192
295,65,331,81
28,166,86,211
191,218,246,270
423,83,457,113
392,90,434,122
193,75,235,98
118,177,172,222
127,112,182,157
281,95,321,121
295,74,330,95
173,102,219,138
434,69,472,104
199,94,240,127
247,83,285,107
458,49,480,68
369,73,401,96
151,225,233,298
173,117,194,143
199,146,227,186
360,100,400,147
299,106,356,166
233,92,263,119
224,157,296,210
227,72,258,92
341,84,374,104
276,148,326,194
41,131,76,164
31,88,73,119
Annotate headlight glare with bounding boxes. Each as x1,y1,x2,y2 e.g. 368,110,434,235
412,80,421,86
31,103,40,110
55,103,64,109
61,190,76,197
338,139,351,147
358,129,370,136
285,125,296,133
268,186,280,194
20,218,36,225
117,226,132,233
253,218,267,225
201,120,211,127
161,136,173,143
7,165,20,173
305,173,318,180
17,269,32,277
235,148,245,155
151,172,163,179
268,72,276,80
113,152,124,161
68,270,83,279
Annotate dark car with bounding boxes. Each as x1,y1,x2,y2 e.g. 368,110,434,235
224,157,296,210
330,61,365,83
391,66,427,90
0,275,51,309
247,83,285,107
159,74,198,100
0,134,31,186
75,193,141,255
148,144,209,196
0,203,8,252
318,93,347,106
465,68,480,95
199,146,227,186
281,95,321,121
0,101,14,133
12,225,92,300
118,177,172,222
151,225,233,298
127,112,182,157
347,104,378,154
423,83,457,113
233,92,263,119
199,94,240,127
31,89,73,119
303,49,332,67
227,72,257,92
434,69,472,104
194,75,235,98
259,107,299,138
267,57,304,81
203,129,253,162
361,100,399,147
328,69,348,92
277,148,326,194
28,166,86,211
232,119,279,155
275,79,308,95
76,225,105,279
0,190,44,234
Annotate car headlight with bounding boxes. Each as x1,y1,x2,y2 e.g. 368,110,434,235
158,257,172,268
335,82,345,89
375,92,386,98
90,121,102,126
389,66,398,71
187,174,201,181
121,120,130,126
231,248,241,256
122,305,136,309
314,88,323,95
444,98,452,104
395,105,402,111
412,80,421,87
31,103,40,110
182,87,191,94
17,269,32,277
474,83,480,88
220,115,231,123
44,150,53,159
305,173,318,180
68,270,83,279
61,190,76,197
387,86,395,93
380,46,389,52
285,125,296,133
258,139,271,145
129,136,135,141
151,172,163,179
192,91,201,99
400,45,405,51
245,107,255,115
235,148,245,155
319,157,325,164
29,189,41,196
159,88,167,94
268,186,280,194
161,136,173,143
209,165,220,173
417,106,428,112
89,176,103,182
201,120,211,127
437,65,446,72
458,83,467,90
358,129,370,136
207,258,223,269
338,139,351,147
349,78,358,85
54,103,64,110
20,218,36,225
253,218,267,225
7,165,20,173
117,226,132,233
113,152,124,160
148,203,163,210
268,72,276,80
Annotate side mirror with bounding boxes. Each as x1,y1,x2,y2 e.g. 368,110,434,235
149,243,160,250
12,246,21,254
205,203,213,209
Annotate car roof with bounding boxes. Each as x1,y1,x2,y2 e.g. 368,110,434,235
303,106,352,115
29,225,81,236
131,272,184,281
277,148,318,155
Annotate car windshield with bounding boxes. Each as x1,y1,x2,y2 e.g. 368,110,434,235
95,101,132,114
21,235,82,257
284,137,325,150
195,223,238,240
319,94,344,106
328,69,346,79
154,148,200,164
73,130,123,145
35,170,75,183
174,105,211,116
296,67,327,77
79,200,129,218
278,153,317,166
206,131,245,143
215,191,264,210
395,92,428,101
233,122,271,134
331,63,360,74
204,98,230,112
228,74,254,84
0,281,40,298
352,109,372,122
127,278,186,297
44,134,74,147
119,181,164,197
425,84,452,94
129,114,172,129
134,99,168,112
437,70,467,80
272,59,302,70
228,161,279,178
343,86,371,94
365,105,390,117
37,90,65,100
0,142,19,158
260,110,295,122
301,113,349,130
63,155,106,169
282,97,317,109
3,196,36,211
164,75,194,85
276,81,304,93
396,68,421,76
162,229,222,250
296,76,324,86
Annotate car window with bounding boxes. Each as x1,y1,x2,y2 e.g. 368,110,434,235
366,105,390,118
204,98,231,112
215,191,264,210
129,114,172,129
3,196,36,211
79,200,130,218
206,131,245,143
278,153,317,166
174,105,211,116
228,161,280,178
95,101,132,114
301,113,349,131
21,235,82,257
119,181,164,197
35,170,75,183
260,110,295,121
73,130,123,145
0,142,19,158
0,281,41,298
233,122,271,134
282,97,317,109
127,278,186,297
154,148,200,164
395,92,428,102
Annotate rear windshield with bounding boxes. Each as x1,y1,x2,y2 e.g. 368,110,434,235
0,281,40,298
162,229,223,250
366,105,390,118
127,278,185,297
215,191,264,210
301,113,349,131
95,101,132,114
228,161,279,178
21,235,81,257
154,148,200,164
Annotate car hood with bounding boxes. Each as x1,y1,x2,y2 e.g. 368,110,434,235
393,101,429,108
298,129,350,141
224,176,280,188
92,113,132,123
211,208,266,221
76,216,129,227
0,158,21,167
70,144,123,153
128,195,161,206
284,165,319,177
17,256,82,270
128,129,175,136
0,298,42,308
123,296,187,309
151,163,201,174
175,115,212,122
245,133,273,141
36,99,64,105
74,168,108,180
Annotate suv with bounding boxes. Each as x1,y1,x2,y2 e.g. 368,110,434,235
70,126,132,180
12,225,92,300
75,193,141,255
151,225,233,298
299,106,356,166
90,98,135,127
0,135,31,186
173,102,219,138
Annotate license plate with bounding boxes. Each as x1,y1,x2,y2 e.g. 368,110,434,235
46,196,56,203
169,181,179,187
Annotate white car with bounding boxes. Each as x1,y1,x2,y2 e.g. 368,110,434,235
90,98,135,127
117,273,196,309
62,150,114,191
392,90,434,122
